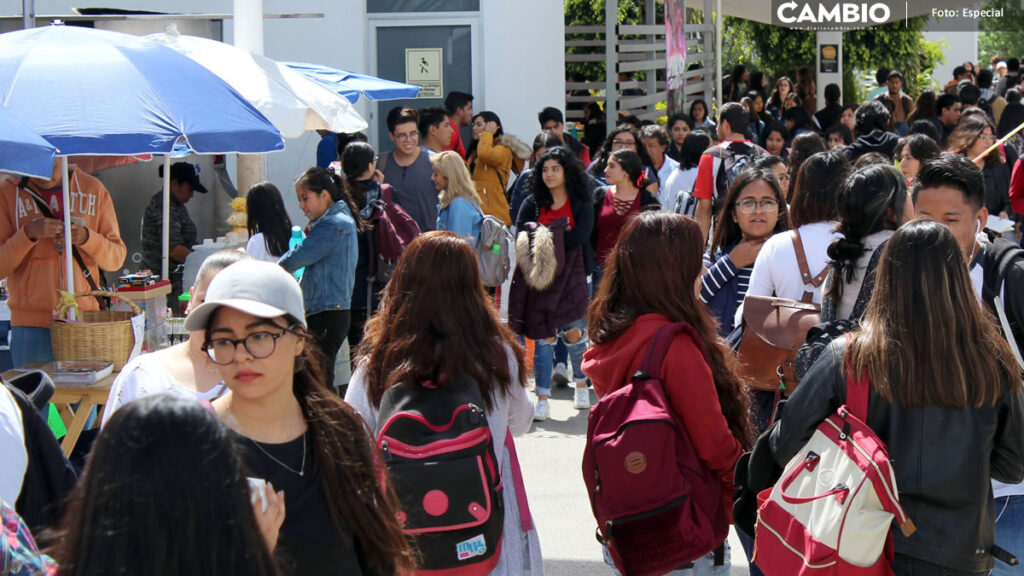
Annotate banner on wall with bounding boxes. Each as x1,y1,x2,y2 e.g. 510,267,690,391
665,0,687,115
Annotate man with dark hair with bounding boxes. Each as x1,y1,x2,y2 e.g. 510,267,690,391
909,119,942,144
842,100,897,162
418,106,453,153
814,83,843,133
537,106,591,165
640,125,678,203
912,155,1024,567
692,102,765,242
933,93,962,145
443,91,474,159
875,70,914,134
867,67,891,99
945,65,971,95
377,105,439,232
977,68,1006,124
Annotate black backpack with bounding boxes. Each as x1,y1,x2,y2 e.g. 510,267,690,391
982,238,1024,359
794,241,886,383
375,376,504,575
711,142,764,214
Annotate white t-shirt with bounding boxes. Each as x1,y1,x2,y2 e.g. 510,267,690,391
737,221,842,327
102,354,227,427
0,386,27,505
655,155,679,194
245,233,281,264
834,230,895,321
662,167,699,211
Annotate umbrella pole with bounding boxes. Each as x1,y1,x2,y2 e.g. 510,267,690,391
162,155,170,281
61,156,75,320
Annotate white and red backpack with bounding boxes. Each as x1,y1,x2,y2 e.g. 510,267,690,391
754,359,916,575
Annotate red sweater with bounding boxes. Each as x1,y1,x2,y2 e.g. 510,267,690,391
581,313,744,520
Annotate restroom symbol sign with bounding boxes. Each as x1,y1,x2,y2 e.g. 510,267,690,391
406,48,443,98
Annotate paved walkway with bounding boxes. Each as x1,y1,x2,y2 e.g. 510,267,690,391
516,383,750,574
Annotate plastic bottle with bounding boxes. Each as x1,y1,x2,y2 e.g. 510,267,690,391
289,226,305,280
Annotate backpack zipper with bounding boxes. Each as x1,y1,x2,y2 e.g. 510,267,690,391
607,494,690,528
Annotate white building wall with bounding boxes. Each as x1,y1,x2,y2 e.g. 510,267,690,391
924,30,979,91
479,0,566,144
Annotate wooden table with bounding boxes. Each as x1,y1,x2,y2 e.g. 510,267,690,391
3,369,115,457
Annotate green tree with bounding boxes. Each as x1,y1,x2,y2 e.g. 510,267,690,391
979,0,1024,67
721,16,943,103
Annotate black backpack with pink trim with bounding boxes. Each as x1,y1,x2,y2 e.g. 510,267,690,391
375,375,504,575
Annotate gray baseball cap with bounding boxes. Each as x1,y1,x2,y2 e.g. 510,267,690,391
185,260,306,331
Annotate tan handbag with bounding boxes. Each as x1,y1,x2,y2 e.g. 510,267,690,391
737,230,828,393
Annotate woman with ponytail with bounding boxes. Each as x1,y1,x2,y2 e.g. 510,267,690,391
824,163,912,321
187,260,416,576
279,167,363,386
591,149,660,288
339,142,386,357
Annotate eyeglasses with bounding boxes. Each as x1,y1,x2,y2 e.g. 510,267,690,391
735,199,780,214
202,326,294,365
611,139,636,148
395,131,420,141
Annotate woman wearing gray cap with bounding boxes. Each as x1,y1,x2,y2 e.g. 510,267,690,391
185,260,414,576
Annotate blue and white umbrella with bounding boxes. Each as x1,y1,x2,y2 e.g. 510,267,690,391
0,104,57,178
0,24,285,294
285,62,420,103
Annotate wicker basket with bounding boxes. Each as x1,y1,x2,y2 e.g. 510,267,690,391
50,290,142,371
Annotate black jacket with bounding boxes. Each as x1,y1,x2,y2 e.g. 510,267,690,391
770,338,1024,573
841,129,899,162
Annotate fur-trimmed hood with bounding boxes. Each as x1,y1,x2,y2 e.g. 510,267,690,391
498,133,532,160
516,225,557,291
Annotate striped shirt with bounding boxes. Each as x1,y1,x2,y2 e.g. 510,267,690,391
700,250,752,334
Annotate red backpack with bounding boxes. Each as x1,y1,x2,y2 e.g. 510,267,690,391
582,322,729,576
754,357,915,575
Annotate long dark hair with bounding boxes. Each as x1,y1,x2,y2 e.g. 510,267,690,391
588,125,655,179
466,110,504,162
847,220,1020,407
679,131,711,170
826,164,907,301
50,394,280,576
341,141,377,210
529,147,592,210
588,212,754,447
789,150,850,228
710,168,790,256
358,232,526,410
246,181,293,257
295,166,366,231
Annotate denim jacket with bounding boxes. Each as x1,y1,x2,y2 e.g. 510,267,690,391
436,197,483,247
279,200,358,315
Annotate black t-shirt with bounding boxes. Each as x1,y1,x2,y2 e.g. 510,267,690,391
236,431,365,576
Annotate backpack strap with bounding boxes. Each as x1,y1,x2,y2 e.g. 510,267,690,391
849,239,888,321
843,334,870,422
637,322,707,379
504,430,534,531
791,229,829,303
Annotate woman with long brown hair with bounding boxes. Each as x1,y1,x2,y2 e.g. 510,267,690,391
345,231,540,575
583,211,754,572
947,114,1012,217
772,220,1024,575
186,260,415,576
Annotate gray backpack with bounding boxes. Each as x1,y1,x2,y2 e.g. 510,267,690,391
476,215,513,287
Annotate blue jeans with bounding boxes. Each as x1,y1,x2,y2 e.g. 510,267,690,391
992,494,1024,575
736,530,765,576
534,318,587,397
10,326,54,367
602,540,730,574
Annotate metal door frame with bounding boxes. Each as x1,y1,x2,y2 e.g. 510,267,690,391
367,13,481,150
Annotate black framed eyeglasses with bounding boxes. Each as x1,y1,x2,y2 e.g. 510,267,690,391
202,326,295,365
735,199,780,214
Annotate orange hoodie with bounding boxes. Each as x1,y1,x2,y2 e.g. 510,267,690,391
581,313,745,520
0,168,127,328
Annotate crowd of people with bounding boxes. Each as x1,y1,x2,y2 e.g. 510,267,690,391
1,55,1024,576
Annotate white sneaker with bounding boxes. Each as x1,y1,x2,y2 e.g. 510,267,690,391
552,362,571,388
573,386,591,410
533,398,551,421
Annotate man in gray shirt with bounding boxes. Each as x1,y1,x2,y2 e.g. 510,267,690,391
376,106,439,232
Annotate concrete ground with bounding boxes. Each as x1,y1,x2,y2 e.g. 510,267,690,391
516,383,750,575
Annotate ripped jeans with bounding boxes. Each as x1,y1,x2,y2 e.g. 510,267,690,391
533,318,587,397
